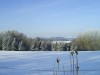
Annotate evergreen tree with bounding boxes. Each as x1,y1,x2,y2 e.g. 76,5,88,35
43,40,52,51
40,41,45,50
2,36,7,50
52,42,58,51
18,41,24,51
6,38,11,50
11,38,16,50
32,37,41,51
30,41,35,51
0,33,3,50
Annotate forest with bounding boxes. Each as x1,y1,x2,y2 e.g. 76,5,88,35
0,30,68,51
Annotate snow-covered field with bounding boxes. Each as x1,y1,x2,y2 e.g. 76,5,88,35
0,51,100,75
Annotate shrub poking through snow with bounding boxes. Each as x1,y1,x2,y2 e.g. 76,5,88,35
53,42,79,75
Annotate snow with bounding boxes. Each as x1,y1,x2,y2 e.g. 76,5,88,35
0,51,100,75
52,41,71,43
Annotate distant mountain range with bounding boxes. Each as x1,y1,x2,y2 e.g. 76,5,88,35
40,37,75,41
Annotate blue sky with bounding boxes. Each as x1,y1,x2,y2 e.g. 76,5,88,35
0,0,100,38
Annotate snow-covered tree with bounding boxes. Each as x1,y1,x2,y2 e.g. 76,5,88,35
2,36,7,50
11,38,16,50
18,41,25,51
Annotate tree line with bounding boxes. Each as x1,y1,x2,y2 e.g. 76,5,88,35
0,30,99,51
0,30,69,51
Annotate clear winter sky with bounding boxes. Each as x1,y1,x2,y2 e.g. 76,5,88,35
0,0,100,38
